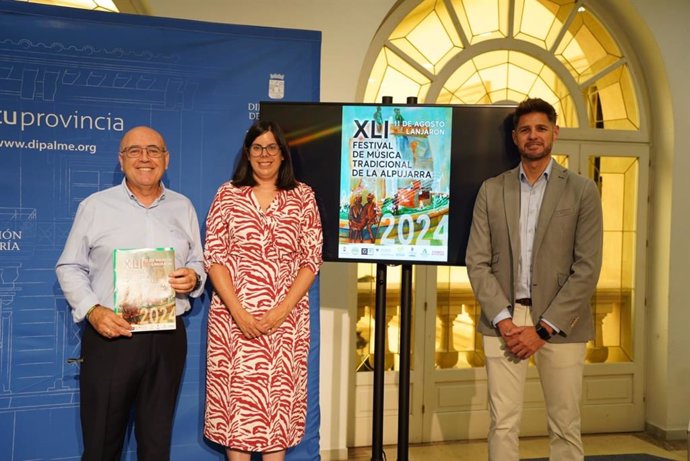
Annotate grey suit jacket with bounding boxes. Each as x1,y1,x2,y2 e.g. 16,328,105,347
465,161,603,343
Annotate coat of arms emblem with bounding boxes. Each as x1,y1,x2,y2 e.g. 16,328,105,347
268,73,285,99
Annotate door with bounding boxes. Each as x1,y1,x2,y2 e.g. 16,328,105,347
352,140,649,444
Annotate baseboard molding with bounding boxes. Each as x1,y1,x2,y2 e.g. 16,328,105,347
320,447,349,461
645,421,689,441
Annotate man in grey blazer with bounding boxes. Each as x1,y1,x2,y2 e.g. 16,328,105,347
466,98,603,461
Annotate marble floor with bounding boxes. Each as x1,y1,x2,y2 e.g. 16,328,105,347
348,433,688,460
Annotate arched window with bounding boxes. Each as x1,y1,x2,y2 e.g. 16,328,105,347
14,0,148,14
360,0,639,130
14,0,120,12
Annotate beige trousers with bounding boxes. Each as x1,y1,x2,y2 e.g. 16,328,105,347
483,304,586,461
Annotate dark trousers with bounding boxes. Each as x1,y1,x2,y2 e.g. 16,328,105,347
80,317,187,461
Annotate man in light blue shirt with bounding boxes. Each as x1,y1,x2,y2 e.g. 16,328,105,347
56,126,206,461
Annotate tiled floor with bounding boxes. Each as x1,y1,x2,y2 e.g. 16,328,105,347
348,433,688,460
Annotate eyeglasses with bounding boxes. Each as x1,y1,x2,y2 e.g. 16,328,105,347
249,143,280,157
120,145,167,158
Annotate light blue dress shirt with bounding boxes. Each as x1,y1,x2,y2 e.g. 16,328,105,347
492,159,559,332
56,178,206,323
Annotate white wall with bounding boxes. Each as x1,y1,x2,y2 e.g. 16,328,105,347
143,0,397,102
319,306,351,460
142,0,690,453
623,0,690,437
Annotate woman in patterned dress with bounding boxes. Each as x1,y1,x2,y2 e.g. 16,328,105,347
203,121,323,461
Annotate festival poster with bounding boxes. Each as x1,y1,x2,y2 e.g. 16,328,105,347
338,105,452,262
113,248,176,332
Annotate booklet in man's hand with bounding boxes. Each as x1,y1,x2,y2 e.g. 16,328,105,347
114,248,176,332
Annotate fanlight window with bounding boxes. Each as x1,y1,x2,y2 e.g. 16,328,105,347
14,0,119,12
362,0,639,130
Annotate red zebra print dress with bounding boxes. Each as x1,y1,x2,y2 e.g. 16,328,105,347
203,182,322,452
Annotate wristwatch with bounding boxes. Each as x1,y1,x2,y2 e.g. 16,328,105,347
535,323,552,341
192,272,202,291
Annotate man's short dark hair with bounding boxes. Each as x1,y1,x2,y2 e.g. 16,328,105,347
513,98,558,127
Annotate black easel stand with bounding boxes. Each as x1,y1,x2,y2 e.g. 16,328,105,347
370,263,387,461
397,264,413,461
396,96,418,461
370,95,394,461
371,262,413,461
370,96,417,461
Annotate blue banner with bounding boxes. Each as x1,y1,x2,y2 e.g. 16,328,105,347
0,2,321,459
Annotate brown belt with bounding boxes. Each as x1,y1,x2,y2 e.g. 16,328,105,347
515,298,532,306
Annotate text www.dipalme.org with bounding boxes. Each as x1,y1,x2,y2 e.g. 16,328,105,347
0,138,97,154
